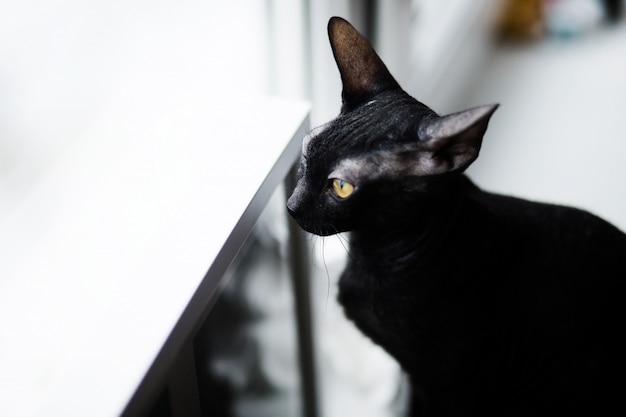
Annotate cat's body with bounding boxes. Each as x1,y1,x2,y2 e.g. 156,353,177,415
340,176,626,416
287,17,626,416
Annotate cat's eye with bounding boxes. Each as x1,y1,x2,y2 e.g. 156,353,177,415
331,178,354,199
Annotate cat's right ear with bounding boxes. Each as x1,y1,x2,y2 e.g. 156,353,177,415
416,104,499,174
328,17,401,109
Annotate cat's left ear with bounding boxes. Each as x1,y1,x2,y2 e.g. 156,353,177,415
417,104,499,174
328,17,401,109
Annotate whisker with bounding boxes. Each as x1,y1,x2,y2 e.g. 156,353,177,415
299,231,332,313
326,225,356,262
335,233,353,258
308,233,319,260
320,237,331,312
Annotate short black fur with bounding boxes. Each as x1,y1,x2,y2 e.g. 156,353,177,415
287,17,626,417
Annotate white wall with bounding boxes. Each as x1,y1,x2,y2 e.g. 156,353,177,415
376,0,501,113
466,20,626,231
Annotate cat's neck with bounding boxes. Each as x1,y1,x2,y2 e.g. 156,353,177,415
348,176,481,274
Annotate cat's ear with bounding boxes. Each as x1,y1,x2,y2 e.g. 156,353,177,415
328,16,401,108
417,104,499,174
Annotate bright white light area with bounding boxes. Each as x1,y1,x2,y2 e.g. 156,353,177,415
0,0,272,209
0,2,309,416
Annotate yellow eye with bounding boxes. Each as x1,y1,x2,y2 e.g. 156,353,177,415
331,178,354,199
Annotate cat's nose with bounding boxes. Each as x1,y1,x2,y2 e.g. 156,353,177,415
286,193,301,218
286,200,298,217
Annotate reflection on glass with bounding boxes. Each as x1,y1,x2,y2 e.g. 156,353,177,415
194,194,300,417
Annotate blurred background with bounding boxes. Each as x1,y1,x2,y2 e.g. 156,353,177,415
1,1,624,416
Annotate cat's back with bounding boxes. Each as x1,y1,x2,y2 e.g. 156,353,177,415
479,189,626,415
469,183,626,352
470,181,626,273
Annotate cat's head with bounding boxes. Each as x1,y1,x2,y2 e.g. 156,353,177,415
287,17,497,236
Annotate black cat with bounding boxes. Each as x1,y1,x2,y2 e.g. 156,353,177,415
287,17,626,417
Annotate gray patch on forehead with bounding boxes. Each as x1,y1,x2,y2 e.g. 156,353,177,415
329,146,435,184
302,122,330,157
328,158,368,183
